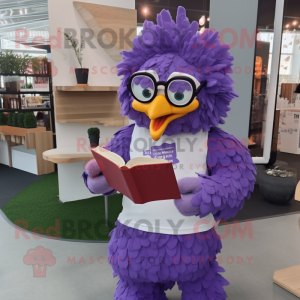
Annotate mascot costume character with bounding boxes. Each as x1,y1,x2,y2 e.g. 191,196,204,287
82,7,256,300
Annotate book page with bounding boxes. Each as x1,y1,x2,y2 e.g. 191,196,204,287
126,157,168,169
94,147,125,167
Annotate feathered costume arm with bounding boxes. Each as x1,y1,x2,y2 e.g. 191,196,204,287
191,127,256,220
192,127,256,220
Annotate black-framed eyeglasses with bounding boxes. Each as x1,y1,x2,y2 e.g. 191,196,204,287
127,71,207,107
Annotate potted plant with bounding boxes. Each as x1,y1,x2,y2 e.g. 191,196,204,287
17,113,25,128
0,51,33,93
7,112,15,126
0,112,6,125
24,112,37,128
12,113,18,127
63,32,88,85
88,127,100,148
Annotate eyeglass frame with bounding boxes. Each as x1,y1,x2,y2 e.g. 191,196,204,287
127,72,207,108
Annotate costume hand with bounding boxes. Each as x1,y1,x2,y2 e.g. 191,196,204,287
174,177,202,216
82,159,115,195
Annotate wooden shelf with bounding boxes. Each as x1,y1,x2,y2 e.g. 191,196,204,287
54,87,128,127
0,91,50,95
43,147,93,164
56,86,119,92
273,265,300,298
73,2,137,62
0,73,50,77
0,125,46,137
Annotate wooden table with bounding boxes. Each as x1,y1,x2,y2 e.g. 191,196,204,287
43,147,93,164
273,265,300,298
273,215,300,298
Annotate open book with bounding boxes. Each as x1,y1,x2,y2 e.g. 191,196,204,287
91,147,181,204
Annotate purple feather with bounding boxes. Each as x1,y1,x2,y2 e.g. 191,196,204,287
117,7,237,136
110,221,227,299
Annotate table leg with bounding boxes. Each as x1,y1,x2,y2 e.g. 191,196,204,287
105,196,109,227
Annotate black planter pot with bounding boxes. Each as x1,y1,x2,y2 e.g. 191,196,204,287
258,165,297,204
75,68,89,84
88,133,100,148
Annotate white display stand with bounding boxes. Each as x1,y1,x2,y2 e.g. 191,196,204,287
0,140,9,166
11,145,38,175
57,162,95,202
279,109,300,154
47,0,135,202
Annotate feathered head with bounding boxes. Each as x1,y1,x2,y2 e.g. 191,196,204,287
117,6,237,141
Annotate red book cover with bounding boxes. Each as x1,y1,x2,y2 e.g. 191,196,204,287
91,147,181,204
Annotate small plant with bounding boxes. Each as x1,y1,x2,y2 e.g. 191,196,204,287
17,113,25,128
24,112,37,128
88,128,100,135
0,51,33,74
12,113,18,127
7,112,15,126
33,56,48,74
0,112,6,125
88,127,100,148
26,83,33,89
63,32,84,68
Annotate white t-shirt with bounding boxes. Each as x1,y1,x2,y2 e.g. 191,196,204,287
118,125,216,235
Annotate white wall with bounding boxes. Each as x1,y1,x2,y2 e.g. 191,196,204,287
48,0,135,201
48,0,134,88
210,0,259,143
48,0,135,149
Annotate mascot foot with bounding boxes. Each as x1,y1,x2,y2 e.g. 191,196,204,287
178,272,229,300
114,279,170,300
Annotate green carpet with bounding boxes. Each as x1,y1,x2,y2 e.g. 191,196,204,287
2,173,123,241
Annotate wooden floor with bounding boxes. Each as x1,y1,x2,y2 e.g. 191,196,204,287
273,265,300,298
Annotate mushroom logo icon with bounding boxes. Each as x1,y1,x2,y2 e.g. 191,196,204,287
23,246,56,277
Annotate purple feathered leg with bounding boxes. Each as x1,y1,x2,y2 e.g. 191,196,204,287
108,221,228,300
178,260,228,299
114,280,171,300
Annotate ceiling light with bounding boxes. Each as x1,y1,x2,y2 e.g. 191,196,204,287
286,24,290,28
293,21,297,25
199,15,206,26
143,7,148,14
207,17,210,21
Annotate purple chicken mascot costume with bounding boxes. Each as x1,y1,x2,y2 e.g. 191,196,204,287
82,7,256,300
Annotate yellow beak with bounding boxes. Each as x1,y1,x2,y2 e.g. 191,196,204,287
132,95,199,141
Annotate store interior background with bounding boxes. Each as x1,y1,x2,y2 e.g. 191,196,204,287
0,1,300,300
0,0,300,229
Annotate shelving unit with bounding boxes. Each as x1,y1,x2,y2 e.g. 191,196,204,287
54,86,128,127
56,86,119,92
0,72,55,133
